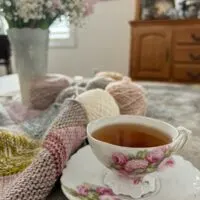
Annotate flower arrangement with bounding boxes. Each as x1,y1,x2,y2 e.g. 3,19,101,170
0,0,97,28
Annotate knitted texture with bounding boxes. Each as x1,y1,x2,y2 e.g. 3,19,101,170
0,129,41,177
106,77,147,115
29,74,71,110
72,77,88,88
1,149,57,200
5,101,41,123
76,89,120,122
43,100,88,176
95,71,124,81
86,76,114,90
1,99,88,200
55,86,85,104
0,174,20,198
21,104,61,139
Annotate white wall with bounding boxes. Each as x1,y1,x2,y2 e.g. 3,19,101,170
0,0,134,77
48,0,134,77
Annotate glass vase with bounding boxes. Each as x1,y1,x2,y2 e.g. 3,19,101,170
8,28,49,106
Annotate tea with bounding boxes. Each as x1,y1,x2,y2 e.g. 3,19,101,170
92,124,171,148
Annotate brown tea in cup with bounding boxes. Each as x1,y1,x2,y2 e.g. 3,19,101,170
92,123,172,148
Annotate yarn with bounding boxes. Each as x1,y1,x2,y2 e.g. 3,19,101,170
0,104,13,126
1,99,88,200
0,174,20,198
29,74,71,110
72,76,88,88
0,129,41,177
106,77,147,115
21,103,61,139
95,71,124,81
86,76,114,90
5,101,41,123
55,86,85,104
76,89,120,122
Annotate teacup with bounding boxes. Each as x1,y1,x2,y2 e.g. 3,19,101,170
87,115,191,178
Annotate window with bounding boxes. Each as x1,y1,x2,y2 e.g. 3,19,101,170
49,15,76,48
0,15,8,34
1,14,76,48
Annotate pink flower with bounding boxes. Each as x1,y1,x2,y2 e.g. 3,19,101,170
158,157,175,171
112,152,128,166
83,0,99,16
77,185,89,196
96,187,114,195
146,149,165,163
99,195,120,200
52,0,62,9
124,160,149,173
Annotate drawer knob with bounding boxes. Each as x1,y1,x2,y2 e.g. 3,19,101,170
191,33,200,42
187,71,200,80
189,53,200,61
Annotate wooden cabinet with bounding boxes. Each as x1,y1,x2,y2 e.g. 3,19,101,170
130,20,200,82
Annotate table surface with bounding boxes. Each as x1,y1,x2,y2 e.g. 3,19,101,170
1,74,200,200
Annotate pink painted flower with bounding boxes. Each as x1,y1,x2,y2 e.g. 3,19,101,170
158,157,175,171
161,145,170,153
96,187,114,196
118,169,129,177
146,148,165,163
77,185,89,196
133,177,142,185
99,195,120,200
112,152,128,166
124,160,149,173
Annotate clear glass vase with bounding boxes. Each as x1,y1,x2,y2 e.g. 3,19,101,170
8,28,49,106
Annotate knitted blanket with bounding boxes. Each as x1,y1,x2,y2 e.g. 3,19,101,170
1,75,199,200
0,75,118,200
0,99,88,200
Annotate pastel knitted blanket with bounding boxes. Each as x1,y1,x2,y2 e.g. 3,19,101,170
0,99,88,200
0,75,116,199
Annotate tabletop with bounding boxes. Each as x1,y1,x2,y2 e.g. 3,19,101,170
1,74,200,200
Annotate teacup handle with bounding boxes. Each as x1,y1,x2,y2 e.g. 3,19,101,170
171,126,192,153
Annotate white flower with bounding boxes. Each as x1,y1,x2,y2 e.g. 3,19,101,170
1,0,96,27
46,1,53,8
5,0,11,7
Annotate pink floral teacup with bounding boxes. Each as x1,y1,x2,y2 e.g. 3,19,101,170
87,115,192,178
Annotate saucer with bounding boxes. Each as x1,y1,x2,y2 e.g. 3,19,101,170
61,146,200,200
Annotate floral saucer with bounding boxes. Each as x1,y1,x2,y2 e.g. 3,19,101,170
61,146,200,200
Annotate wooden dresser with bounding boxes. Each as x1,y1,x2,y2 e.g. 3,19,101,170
129,19,200,82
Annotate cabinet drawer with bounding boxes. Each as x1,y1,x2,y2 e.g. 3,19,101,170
175,28,200,45
174,47,200,63
173,64,200,82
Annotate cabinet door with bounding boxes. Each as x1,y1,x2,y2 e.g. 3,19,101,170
131,26,172,80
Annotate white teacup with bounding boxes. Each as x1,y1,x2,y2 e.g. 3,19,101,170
87,115,192,178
